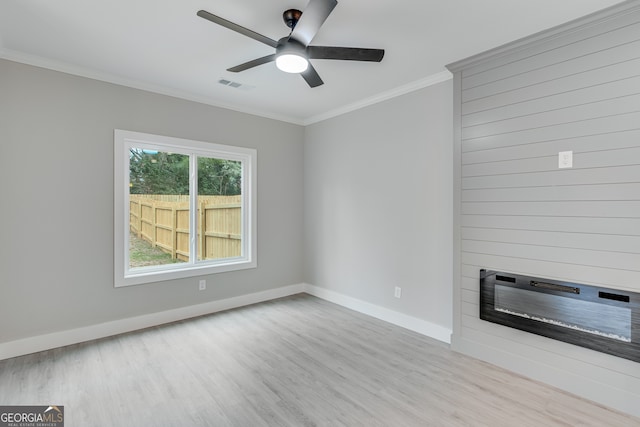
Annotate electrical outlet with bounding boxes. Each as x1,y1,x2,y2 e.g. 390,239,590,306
199,279,206,291
394,286,402,298
558,151,573,169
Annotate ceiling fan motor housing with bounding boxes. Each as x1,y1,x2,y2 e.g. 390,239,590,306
276,37,307,56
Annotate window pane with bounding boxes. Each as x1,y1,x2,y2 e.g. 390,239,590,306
197,157,242,261
128,148,189,269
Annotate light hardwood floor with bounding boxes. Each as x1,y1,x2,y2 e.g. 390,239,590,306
1,294,638,426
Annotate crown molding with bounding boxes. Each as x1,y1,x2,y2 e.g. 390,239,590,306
303,70,453,125
0,48,305,125
1,47,452,127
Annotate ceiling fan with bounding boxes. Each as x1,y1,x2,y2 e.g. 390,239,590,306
197,0,384,88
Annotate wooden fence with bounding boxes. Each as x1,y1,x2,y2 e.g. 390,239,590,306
129,194,241,261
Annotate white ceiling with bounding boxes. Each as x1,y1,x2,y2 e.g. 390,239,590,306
0,0,627,124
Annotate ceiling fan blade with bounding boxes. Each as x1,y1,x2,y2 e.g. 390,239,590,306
301,63,324,88
197,10,278,48
308,46,385,62
290,0,338,46
227,54,276,72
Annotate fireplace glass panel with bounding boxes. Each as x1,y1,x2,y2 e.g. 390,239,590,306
495,285,631,342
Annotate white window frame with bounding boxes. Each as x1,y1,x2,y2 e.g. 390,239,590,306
114,129,257,287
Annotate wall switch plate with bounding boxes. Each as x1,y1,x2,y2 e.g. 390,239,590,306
394,286,402,298
199,279,206,291
558,151,573,168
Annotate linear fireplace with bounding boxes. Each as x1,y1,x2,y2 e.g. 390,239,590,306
480,269,640,363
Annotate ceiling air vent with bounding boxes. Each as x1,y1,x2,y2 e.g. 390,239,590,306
218,79,254,91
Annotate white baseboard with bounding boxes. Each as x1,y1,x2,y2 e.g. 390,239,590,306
303,284,452,344
0,283,306,360
0,283,452,361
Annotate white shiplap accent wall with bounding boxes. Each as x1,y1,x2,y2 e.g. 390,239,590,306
447,0,640,418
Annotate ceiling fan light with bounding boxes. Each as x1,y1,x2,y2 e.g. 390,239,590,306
276,54,309,73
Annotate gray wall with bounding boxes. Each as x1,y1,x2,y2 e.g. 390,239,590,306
304,81,453,330
447,2,640,417
0,59,305,343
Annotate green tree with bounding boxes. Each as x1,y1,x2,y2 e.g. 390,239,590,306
129,149,241,195
129,149,189,194
198,157,241,195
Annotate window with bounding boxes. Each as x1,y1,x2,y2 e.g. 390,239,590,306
114,130,256,287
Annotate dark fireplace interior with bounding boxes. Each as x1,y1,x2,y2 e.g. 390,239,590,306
480,269,640,363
